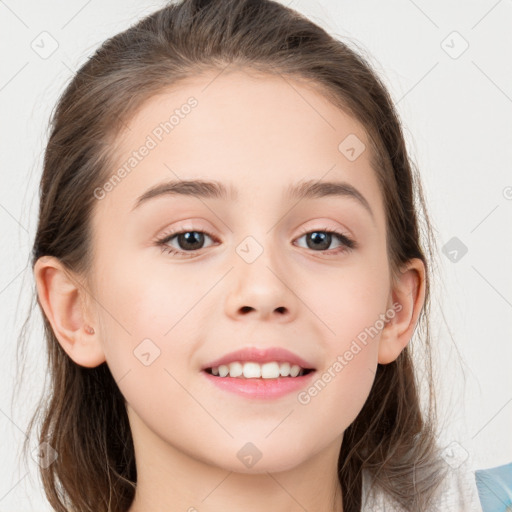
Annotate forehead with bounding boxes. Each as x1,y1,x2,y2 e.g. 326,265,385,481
97,68,385,224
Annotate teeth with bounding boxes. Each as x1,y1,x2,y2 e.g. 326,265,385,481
290,364,301,377
243,362,261,378
261,362,280,379
208,361,309,379
228,361,243,377
279,362,291,377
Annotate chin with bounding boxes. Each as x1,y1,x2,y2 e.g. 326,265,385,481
203,440,312,475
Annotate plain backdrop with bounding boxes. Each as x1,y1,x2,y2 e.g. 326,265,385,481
1,0,511,510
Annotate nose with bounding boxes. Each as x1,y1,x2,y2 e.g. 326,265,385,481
224,244,298,323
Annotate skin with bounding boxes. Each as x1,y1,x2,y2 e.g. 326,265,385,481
34,68,425,512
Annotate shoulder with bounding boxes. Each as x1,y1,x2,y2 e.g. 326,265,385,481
360,460,484,512
430,461,484,512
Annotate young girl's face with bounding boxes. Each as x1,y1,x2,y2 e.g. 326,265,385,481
87,68,406,473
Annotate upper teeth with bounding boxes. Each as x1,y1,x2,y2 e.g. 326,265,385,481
210,361,306,379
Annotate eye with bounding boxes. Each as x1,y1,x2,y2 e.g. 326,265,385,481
294,228,356,254
155,226,357,258
156,229,217,258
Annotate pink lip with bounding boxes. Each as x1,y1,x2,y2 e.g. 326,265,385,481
201,371,316,399
201,347,316,371
200,347,317,400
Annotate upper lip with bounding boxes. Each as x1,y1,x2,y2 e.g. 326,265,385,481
201,347,316,371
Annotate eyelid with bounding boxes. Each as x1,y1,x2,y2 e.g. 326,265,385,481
155,225,218,246
153,219,358,257
296,223,350,239
154,221,351,243
155,230,357,261
154,219,216,239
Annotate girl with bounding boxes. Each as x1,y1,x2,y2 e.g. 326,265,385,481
23,0,484,510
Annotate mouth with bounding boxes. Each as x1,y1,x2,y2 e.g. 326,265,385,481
204,361,315,379
200,347,317,398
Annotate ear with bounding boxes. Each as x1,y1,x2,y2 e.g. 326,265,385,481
378,258,426,365
33,255,106,368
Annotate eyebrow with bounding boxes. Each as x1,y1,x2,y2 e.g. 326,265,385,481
131,178,374,220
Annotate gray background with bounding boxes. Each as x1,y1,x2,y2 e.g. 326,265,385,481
1,0,511,509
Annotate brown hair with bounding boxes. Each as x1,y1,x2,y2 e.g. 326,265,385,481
19,0,449,510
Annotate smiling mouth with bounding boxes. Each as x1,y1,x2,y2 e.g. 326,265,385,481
204,361,315,379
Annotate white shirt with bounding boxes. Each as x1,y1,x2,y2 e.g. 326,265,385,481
360,460,484,511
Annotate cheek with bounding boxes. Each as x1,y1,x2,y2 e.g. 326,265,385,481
293,260,387,418
297,316,379,438
307,354,377,439
298,260,390,345
94,269,200,439
92,254,208,388
96,247,211,337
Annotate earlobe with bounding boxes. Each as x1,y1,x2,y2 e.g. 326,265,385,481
34,255,106,368
378,259,426,365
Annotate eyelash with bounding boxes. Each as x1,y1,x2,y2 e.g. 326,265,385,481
155,226,357,258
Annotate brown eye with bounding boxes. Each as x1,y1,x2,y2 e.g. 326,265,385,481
173,231,206,251
157,230,217,257
294,229,356,254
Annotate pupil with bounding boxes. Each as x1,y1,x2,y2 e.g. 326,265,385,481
179,231,204,250
308,231,331,250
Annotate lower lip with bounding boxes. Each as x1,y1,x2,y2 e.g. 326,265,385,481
201,370,316,399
